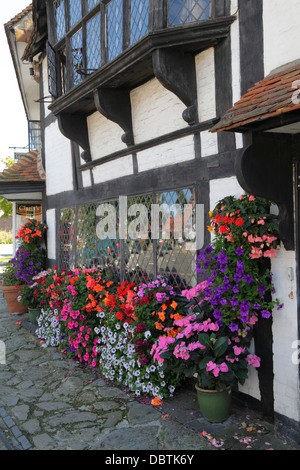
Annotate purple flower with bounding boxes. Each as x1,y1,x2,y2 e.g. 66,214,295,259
229,322,239,332
261,310,271,319
235,247,244,256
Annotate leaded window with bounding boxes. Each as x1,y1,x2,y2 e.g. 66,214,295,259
48,0,213,97
107,0,123,62
130,0,149,45
59,187,197,288
168,0,211,26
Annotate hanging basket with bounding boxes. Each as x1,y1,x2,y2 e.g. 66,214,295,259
195,384,231,423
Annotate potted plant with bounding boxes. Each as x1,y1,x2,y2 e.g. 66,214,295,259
1,261,27,315
19,283,42,325
153,285,261,422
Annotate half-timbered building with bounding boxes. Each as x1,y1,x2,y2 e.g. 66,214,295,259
5,0,300,444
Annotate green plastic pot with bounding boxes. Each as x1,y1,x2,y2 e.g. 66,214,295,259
195,384,231,423
28,308,42,325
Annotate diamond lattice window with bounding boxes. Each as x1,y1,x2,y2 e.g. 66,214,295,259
54,0,66,41
71,29,84,86
130,0,149,45
107,0,123,62
69,0,82,28
88,0,100,11
59,188,197,289
169,0,211,26
60,208,76,271
86,13,101,71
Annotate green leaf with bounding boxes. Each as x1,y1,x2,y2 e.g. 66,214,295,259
198,356,214,370
213,336,229,358
197,333,211,349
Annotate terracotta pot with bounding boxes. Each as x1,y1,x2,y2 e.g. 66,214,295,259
1,285,28,315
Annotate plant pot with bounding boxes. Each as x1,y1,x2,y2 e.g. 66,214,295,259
28,308,42,325
1,285,28,315
195,384,231,423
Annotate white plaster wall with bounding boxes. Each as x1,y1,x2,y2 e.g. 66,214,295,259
263,0,300,76
195,47,216,122
271,248,300,421
230,0,244,150
87,111,127,161
200,130,218,158
82,170,92,188
45,121,74,196
46,209,56,260
42,57,52,118
131,78,187,144
92,155,133,184
137,135,195,172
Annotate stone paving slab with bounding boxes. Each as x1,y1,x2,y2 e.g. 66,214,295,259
0,296,299,453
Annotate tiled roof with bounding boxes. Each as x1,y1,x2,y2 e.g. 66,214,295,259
4,4,32,28
4,4,32,27
211,62,300,133
0,151,45,183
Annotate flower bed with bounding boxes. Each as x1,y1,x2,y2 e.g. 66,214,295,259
28,194,283,402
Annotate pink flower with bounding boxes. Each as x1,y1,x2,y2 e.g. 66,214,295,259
257,219,265,225
249,195,256,201
233,346,245,356
249,247,263,259
206,361,228,377
263,248,278,258
247,354,261,368
188,341,206,351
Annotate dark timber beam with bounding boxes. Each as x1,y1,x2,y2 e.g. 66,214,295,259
152,48,198,126
235,132,294,250
58,114,91,163
94,88,134,146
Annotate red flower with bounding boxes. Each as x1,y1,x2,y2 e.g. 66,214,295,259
235,218,244,226
116,311,124,321
219,225,229,234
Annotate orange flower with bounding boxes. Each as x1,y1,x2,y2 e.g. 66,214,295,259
158,311,165,322
151,397,163,406
155,321,164,330
161,304,167,311
170,300,177,310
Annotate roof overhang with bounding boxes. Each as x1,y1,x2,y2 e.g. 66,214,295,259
4,3,41,121
211,60,300,135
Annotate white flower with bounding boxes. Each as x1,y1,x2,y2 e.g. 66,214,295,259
145,330,151,338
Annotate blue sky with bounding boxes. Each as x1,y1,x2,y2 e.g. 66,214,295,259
0,1,33,167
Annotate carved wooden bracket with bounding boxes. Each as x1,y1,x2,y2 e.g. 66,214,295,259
94,88,134,146
152,48,198,126
57,113,91,162
235,133,294,250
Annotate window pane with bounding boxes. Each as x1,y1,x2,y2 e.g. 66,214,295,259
107,0,123,61
54,0,66,41
71,29,84,86
125,193,155,285
156,188,197,289
87,13,101,71
87,0,100,11
69,0,82,27
60,208,76,271
130,0,149,45
169,0,211,26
